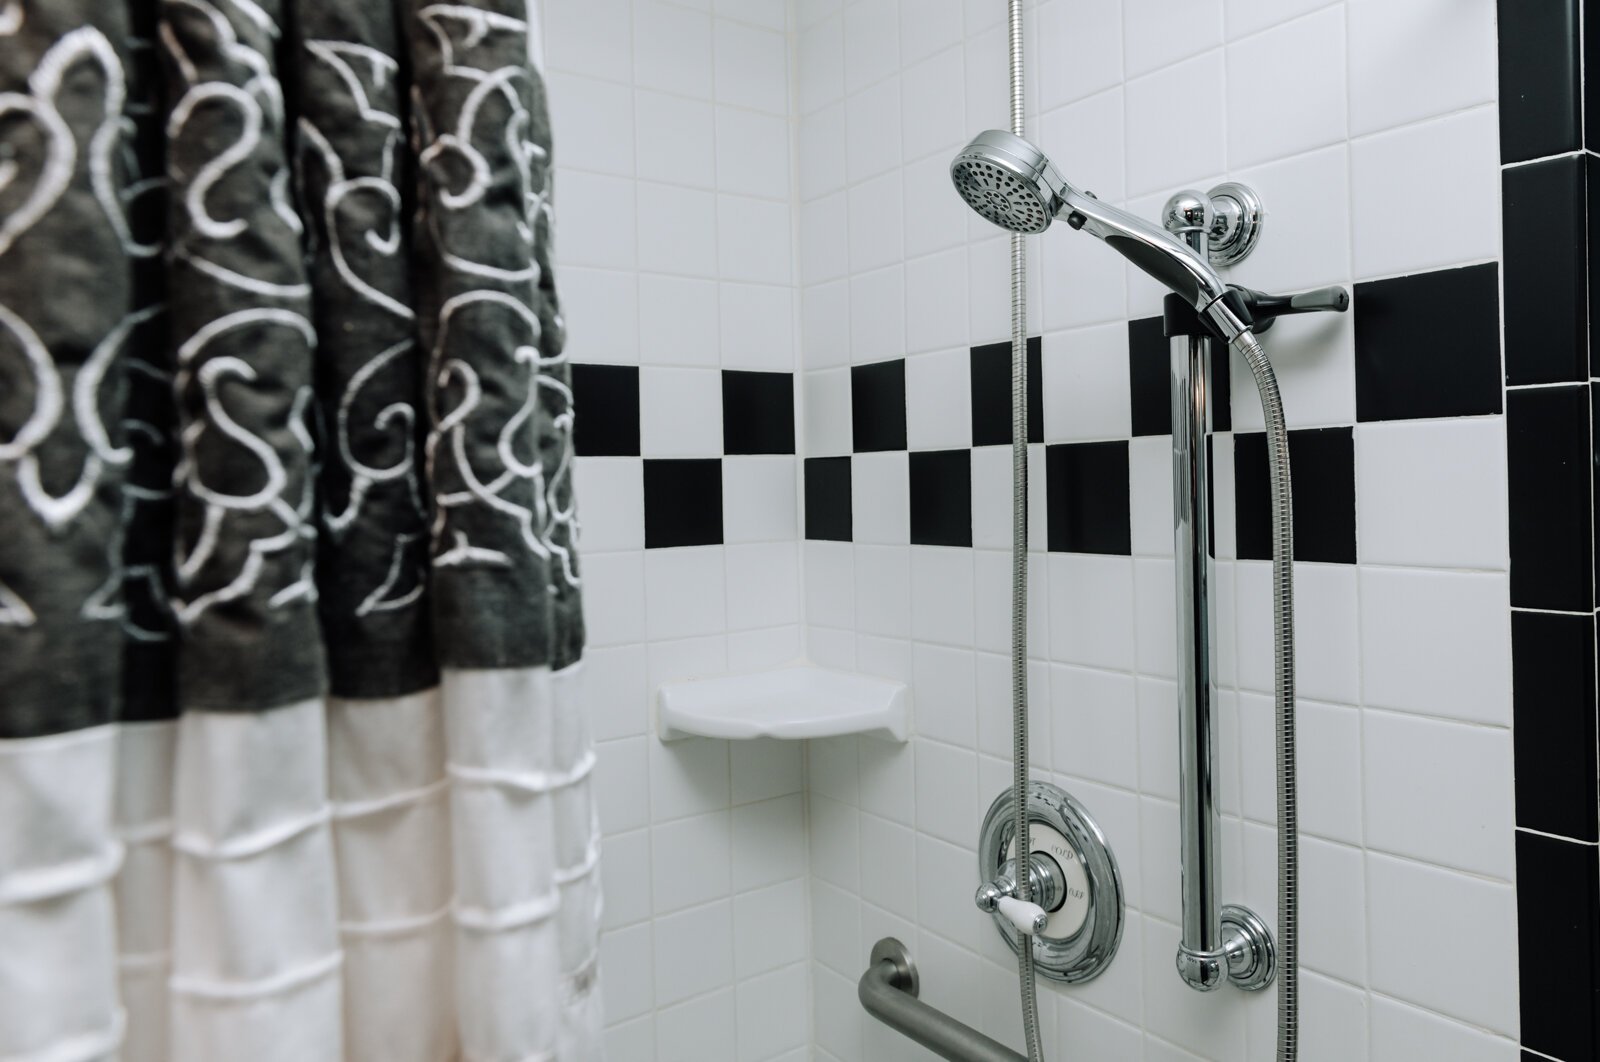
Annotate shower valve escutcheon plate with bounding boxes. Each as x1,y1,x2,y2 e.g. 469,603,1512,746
976,781,1124,983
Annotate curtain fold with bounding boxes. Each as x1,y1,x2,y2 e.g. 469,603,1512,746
0,0,597,1057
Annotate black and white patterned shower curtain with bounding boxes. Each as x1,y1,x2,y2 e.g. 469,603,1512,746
0,0,599,1059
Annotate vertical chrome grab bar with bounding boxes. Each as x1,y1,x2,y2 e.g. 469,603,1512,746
1170,329,1228,991
858,939,1027,1062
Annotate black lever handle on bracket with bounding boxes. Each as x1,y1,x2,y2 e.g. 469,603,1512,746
1231,285,1350,333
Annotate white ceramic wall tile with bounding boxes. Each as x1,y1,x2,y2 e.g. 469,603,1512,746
715,108,791,199
718,282,794,370
808,794,861,891
638,182,720,277
732,879,808,978
851,453,910,544
909,548,978,647
548,72,635,178
1124,0,1223,79
658,989,735,1062
802,281,851,369
722,457,797,544
1366,853,1518,1036
799,103,848,201
1048,553,1136,671
730,737,803,806
1368,994,1520,1062
603,828,653,929
1042,323,1133,442
912,641,979,745
1358,568,1510,726
645,546,728,641
1129,435,1175,556
846,80,904,186
558,172,638,270
1221,0,1326,41
1133,556,1176,678
798,13,845,115
596,737,651,835
916,834,984,951
652,900,734,1007
853,543,911,636
904,251,970,357
914,738,979,847
1037,0,1123,109
902,153,970,260
1347,0,1498,137
637,274,719,368
635,90,717,189
1350,105,1500,280
714,20,789,115
858,736,915,825
901,47,968,163
848,172,906,274
1124,50,1226,196
562,266,639,365
545,0,631,83
735,964,809,1061
1228,293,1357,433
651,810,732,914
732,795,807,890
1051,664,1139,790
961,24,1009,142
905,347,973,449
603,922,655,1021
1040,214,1129,332
843,0,899,93
1239,694,1363,846
1296,837,1366,984
1236,561,1359,705
810,878,862,974
1038,86,1126,203
1225,6,1347,169
804,541,855,627
582,550,646,648
803,368,853,457
635,2,715,99
586,642,650,744
725,543,802,630
718,195,793,284
575,457,644,553
900,0,964,67
1225,143,1351,295
714,0,785,30
639,366,723,456
650,735,732,822
850,266,908,362
1362,708,1513,880
1355,418,1508,571
802,194,850,286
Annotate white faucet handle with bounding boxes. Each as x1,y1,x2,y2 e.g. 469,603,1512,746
996,895,1049,936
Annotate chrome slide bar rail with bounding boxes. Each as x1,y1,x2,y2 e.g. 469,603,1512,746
858,939,1027,1062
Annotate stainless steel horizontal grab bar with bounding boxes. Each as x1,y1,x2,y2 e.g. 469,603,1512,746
858,938,1027,1062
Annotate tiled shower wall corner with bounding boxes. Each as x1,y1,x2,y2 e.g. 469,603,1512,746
795,1,1527,1060
552,0,1599,1059
544,1,813,1058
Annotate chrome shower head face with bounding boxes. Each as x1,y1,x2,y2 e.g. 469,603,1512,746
949,130,1068,235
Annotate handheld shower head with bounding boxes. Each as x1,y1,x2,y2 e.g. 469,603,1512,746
950,130,1247,337
949,130,1067,235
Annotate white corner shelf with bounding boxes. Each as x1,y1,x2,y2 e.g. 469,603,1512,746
656,664,910,743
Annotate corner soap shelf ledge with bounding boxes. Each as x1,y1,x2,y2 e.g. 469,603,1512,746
656,664,909,743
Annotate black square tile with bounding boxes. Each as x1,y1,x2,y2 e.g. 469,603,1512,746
970,337,1043,447
571,364,640,456
1497,0,1582,162
1502,156,1587,384
1354,265,1503,422
1234,427,1356,564
1593,384,1600,609
643,459,723,548
1508,385,1593,611
851,359,907,452
721,371,795,455
1513,611,1598,841
1516,831,1600,1060
1045,441,1131,555
1129,317,1170,436
804,456,852,541
909,449,972,547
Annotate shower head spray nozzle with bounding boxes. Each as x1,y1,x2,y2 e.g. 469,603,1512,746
949,130,1066,235
950,130,1248,338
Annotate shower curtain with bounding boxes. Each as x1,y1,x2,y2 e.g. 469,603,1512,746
0,0,600,1059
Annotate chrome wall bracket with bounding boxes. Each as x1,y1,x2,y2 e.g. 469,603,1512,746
976,781,1124,983
1161,183,1264,268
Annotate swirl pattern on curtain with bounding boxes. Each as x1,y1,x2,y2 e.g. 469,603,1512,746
0,0,598,1059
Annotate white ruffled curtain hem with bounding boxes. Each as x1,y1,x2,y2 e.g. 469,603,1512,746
0,663,602,1062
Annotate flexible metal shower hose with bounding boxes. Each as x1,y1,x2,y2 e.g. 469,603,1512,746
1232,330,1299,1061
1006,1,1045,1060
